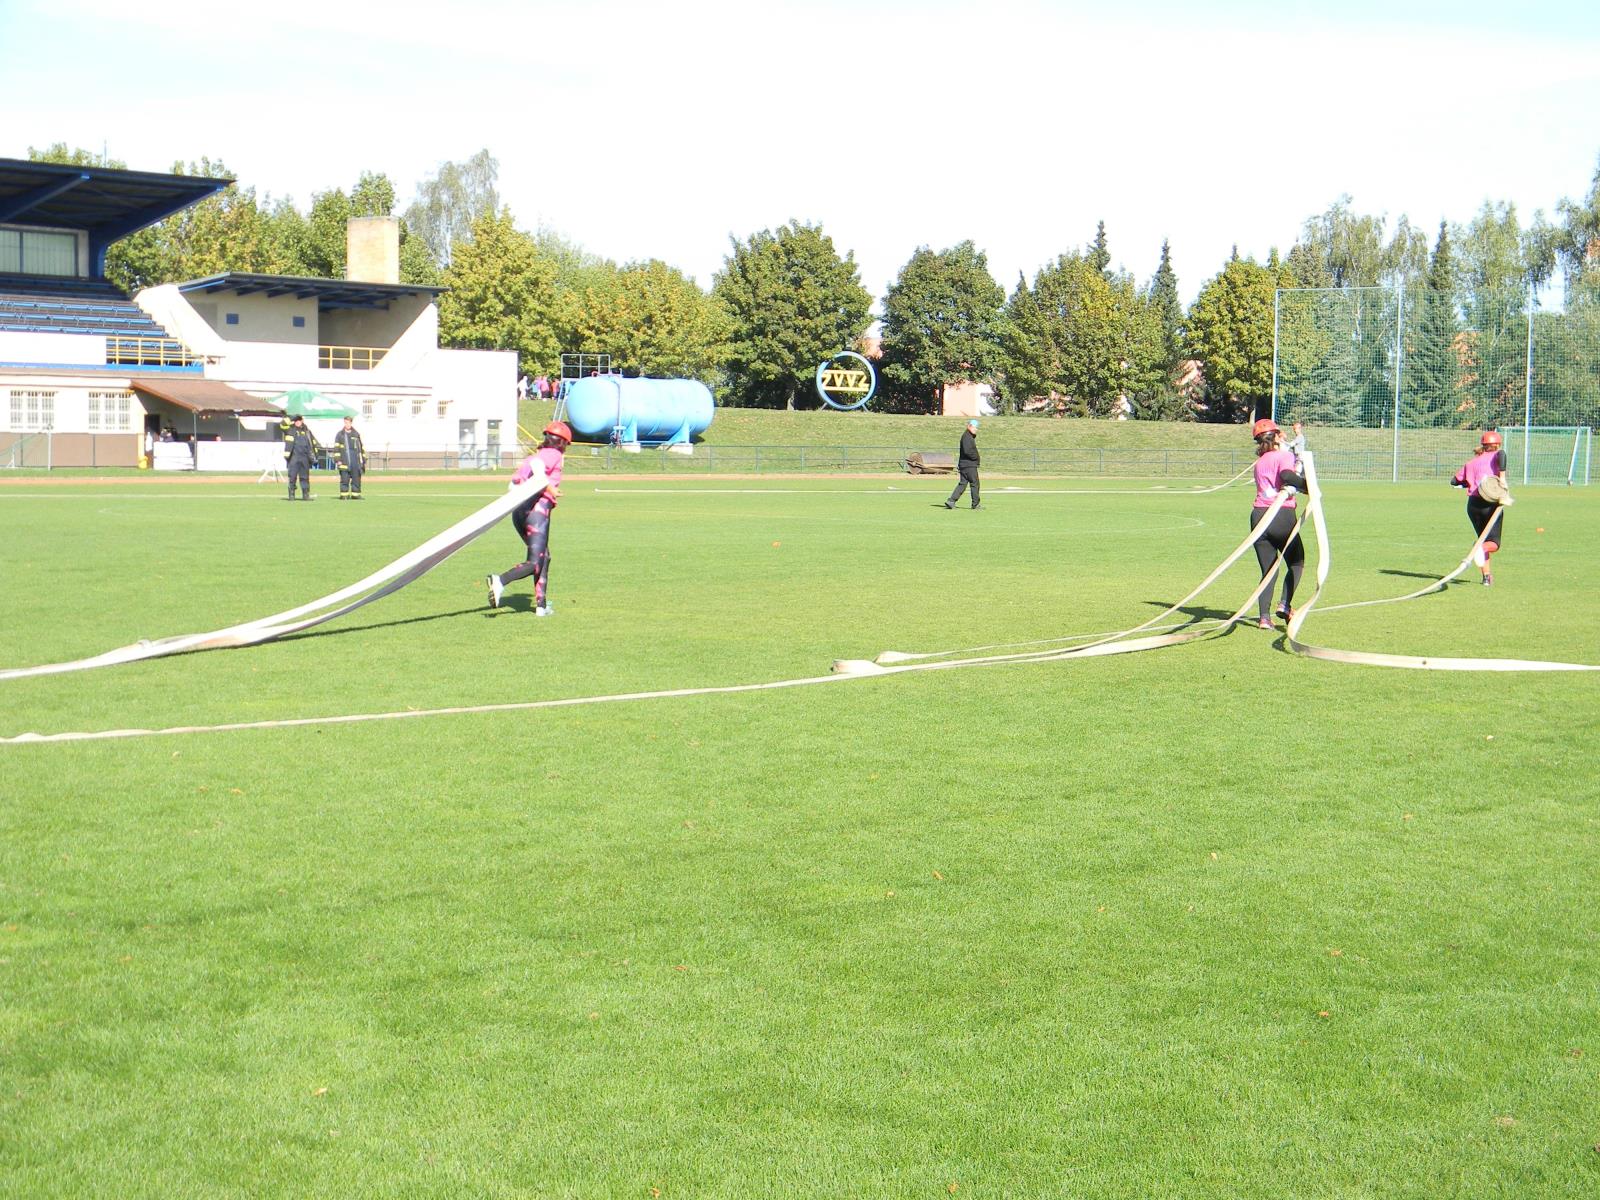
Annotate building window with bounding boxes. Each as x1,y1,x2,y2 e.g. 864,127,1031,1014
436,398,451,418
361,397,374,420
88,390,134,432
410,397,425,416
225,313,239,325
292,315,305,328
0,226,76,276
8,389,57,431
386,396,400,419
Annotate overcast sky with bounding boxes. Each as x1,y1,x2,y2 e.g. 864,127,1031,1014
4,0,1597,305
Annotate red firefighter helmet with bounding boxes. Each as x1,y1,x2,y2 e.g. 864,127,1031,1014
543,420,573,444
1251,418,1281,439
1480,430,1502,448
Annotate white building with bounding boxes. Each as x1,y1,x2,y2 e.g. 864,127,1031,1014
0,158,516,470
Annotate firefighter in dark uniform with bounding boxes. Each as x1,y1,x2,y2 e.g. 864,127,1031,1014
281,414,320,500
333,416,367,499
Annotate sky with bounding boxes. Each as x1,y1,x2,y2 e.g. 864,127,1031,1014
3,0,1599,307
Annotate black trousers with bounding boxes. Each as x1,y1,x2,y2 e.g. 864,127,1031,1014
287,457,311,497
1250,505,1304,617
948,465,980,507
339,465,363,496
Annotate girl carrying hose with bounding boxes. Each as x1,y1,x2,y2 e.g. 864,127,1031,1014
1249,418,1309,629
1451,430,1510,586
487,420,571,617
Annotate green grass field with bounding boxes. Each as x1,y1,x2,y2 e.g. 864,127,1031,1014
2,469,1598,1197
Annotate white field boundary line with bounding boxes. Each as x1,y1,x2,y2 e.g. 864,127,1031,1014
1,495,1298,746
0,468,548,683
593,465,1254,498
1287,455,1598,672
594,487,905,495
990,464,1254,496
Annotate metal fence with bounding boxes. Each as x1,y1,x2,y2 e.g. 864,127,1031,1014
555,442,1524,482
1272,285,1599,483
555,444,1258,477
1,432,50,468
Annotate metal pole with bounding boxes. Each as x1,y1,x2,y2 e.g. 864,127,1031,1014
1523,282,1535,486
1270,289,1281,422
1391,284,1404,483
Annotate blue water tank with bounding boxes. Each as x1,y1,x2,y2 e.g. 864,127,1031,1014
563,377,715,445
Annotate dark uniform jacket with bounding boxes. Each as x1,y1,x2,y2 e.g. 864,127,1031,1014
333,427,366,471
282,421,320,463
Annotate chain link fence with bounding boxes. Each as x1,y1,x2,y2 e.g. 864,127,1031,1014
1272,285,1599,483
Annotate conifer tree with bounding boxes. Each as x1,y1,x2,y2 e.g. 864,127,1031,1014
1402,220,1465,427
1088,221,1111,275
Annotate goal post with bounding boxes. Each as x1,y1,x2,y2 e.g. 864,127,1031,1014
1495,425,1592,486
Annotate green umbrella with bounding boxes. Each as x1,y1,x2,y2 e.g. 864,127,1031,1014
269,388,359,419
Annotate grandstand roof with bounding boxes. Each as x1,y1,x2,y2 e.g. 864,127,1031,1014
177,272,445,311
0,158,231,241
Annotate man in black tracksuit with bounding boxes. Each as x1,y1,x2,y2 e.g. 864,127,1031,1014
945,418,982,510
281,414,320,500
332,416,366,499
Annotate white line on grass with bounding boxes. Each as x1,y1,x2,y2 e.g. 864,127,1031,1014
0,659,956,745
592,487,904,494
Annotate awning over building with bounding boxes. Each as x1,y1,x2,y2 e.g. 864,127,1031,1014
176,272,444,311
130,377,278,416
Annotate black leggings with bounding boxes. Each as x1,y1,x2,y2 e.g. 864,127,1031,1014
1467,496,1505,548
501,499,552,602
1250,506,1304,618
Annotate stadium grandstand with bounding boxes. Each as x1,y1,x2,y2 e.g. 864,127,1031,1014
0,157,515,471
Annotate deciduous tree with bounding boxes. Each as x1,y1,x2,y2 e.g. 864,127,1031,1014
570,259,728,381
404,150,500,270
437,208,563,376
877,241,1005,414
1001,253,1166,417
1185,253,1285,422
712,221,872,409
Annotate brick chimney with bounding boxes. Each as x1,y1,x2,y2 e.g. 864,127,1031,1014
346,216,400,284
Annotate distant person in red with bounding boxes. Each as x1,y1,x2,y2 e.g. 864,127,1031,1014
1249,418,1308,628
487,420,571,616
1451,430,1510,585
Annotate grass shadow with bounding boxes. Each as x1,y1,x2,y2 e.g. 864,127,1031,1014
281,602,513,644
1143,600,1236,622
1377,568,1450,582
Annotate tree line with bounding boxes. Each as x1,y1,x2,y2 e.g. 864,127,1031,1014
29,143,1600,422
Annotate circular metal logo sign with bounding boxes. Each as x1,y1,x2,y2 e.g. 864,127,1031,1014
814,351,877,411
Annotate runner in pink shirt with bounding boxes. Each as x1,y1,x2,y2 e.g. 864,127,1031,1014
1451,430,1508,585
1249,418,1309,629
487,420,571,616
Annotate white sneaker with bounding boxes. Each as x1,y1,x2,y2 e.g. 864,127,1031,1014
486,574,503,608
535,603,552,617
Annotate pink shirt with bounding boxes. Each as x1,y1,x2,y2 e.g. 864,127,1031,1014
1253,447,1298,509
512,446,565,504
1453,449,1505,496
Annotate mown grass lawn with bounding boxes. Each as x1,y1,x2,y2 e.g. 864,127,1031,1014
2,474,1597,1197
